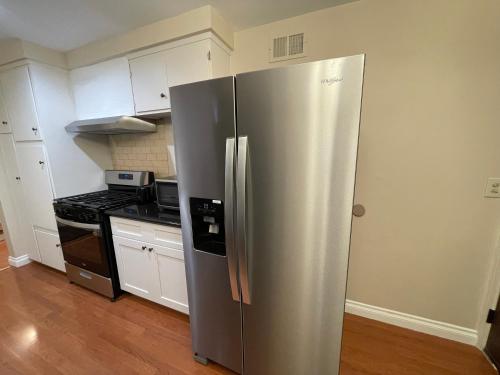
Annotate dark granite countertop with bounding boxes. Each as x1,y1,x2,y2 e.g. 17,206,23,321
106,202,181,227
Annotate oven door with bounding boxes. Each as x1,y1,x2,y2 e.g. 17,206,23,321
55,217,110,277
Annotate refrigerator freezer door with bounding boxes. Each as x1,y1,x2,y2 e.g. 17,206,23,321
170,77,242,373
235,56,365,375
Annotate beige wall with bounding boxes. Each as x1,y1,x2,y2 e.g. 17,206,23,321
109,120,175,177
0,39,25,66
0,38,66,68
231,0,500,329
66,6,233,69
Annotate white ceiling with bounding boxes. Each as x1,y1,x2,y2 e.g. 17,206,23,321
0,0,356,51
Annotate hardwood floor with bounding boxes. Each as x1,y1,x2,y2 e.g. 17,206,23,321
341,314,495,375
0,240,9,270
0,262,495,375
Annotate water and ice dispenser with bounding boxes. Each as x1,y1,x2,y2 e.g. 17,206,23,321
190,198,226,256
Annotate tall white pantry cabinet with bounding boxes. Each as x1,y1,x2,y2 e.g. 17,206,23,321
0,62,110,271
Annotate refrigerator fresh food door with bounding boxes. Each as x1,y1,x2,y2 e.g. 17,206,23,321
170,77,243,373
235,56,365,375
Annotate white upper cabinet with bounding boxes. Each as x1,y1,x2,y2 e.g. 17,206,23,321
164,40,211,88
70,57,135,119
129,35,230,115
0,66,41,141
129,51,171,113
15,142,57,232
0,88,12,134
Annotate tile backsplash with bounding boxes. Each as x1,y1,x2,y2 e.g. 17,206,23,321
109,118,175,178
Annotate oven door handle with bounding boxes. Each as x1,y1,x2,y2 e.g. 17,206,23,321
55,216,101,231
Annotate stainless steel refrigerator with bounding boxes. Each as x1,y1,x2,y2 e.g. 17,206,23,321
171,55,365,375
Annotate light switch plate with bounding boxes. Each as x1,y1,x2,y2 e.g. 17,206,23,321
484,178,500,198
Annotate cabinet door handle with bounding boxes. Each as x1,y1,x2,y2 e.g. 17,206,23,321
56,244,61,248
141,245,147,250
15,176,20,181
32,127,38,133
160,93,166,98
38,161,45,165
148,247,153,252
1,121,7,125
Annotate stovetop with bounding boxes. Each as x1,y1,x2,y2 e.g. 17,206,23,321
54,190,140,211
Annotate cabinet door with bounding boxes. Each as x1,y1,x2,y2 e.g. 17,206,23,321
15,142,57,231
129,52,170,113
0,135,39,261
165,40,211,88
153,244,189,314
113,236,157,300
34,229,64,272
0,66,41,141
0,88,12,134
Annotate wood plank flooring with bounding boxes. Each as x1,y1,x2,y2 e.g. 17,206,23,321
0,240,9,270
0,262,495,375
341,314,495,375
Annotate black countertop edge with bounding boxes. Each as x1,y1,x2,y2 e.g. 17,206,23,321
105,203,182,228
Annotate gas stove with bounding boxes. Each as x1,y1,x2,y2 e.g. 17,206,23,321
53,170,155,300
56,190,139,210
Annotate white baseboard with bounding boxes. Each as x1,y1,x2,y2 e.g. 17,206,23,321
8,254,32,268
345,299,478,346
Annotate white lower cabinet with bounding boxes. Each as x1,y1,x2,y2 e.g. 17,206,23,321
34,229,65,272
154,245,188,313
113,236,158,300
111,217,188,314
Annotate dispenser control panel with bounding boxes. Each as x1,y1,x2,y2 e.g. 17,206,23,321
189,197,226,256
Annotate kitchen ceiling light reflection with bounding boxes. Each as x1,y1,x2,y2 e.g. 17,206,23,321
20,325,38,349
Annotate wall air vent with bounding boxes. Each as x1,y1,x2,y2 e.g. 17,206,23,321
273,36,288,59
288,33,304,55
269,32,306,62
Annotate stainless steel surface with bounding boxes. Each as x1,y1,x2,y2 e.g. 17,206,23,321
155,176,177,183
65,116,156,135
236,56,365,375
55,216,101,230
65,262,114,298
155,177,180,210
104,170,153,187
170,76,243,374
236,136,251,305
352,204,366,217
224,137,239,302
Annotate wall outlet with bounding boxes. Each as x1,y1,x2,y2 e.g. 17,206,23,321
484,178,500,198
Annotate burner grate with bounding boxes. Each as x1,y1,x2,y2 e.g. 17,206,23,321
57,190,139,210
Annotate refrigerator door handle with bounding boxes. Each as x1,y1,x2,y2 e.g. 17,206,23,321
237,136,251,305
225,137,240,302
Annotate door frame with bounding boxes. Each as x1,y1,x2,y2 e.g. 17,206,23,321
477,234,500,350
0,152,15,264
0,201,13,264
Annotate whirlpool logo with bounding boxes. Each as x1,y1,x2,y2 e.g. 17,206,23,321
321,77,343,86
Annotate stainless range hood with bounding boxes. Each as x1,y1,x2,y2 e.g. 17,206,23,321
65,116,157,135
